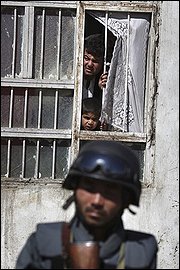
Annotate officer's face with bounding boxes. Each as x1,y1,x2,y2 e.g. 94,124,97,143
84,49,103,79
75,177,123,227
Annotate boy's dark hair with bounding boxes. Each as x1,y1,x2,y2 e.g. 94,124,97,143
84,34,105,59
82,98,102,119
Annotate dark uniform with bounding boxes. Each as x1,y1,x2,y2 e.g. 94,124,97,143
16,217,157,269
16,141,158,269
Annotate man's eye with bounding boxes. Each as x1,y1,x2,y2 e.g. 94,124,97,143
92,60,99,64
84,55,89,61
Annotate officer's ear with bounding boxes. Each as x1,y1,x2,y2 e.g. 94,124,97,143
122,188,128,205
122,189,137,215
122,196,137,215
122,189,133,209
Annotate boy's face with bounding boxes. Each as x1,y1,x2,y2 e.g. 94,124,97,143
82,112,99,131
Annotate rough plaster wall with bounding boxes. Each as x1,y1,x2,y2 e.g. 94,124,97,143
152,1,179,268
123,1,179,269
1,183,75,269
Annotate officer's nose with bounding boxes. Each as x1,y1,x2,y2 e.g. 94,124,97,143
92,193,104,207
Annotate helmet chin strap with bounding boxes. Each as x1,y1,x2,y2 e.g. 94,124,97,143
62,194,75,210
127,207,136,215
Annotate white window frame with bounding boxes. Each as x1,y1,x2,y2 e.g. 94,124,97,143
1,1,159,186
71,1,159,187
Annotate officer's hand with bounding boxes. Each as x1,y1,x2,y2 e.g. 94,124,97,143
98,72,108,90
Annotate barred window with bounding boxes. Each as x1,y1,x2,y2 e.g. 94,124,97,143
1,1,158,184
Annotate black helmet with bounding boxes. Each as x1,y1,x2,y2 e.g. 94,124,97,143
63,141,141,206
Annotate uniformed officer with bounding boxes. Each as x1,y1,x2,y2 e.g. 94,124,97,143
16,141,158,269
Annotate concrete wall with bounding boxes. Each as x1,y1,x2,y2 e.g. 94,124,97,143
1,1,179,269
151,1,179,267
123,1,179,269
1,181,75,269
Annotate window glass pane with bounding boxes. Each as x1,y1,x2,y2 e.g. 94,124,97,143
38,139,71,179
33,8,43,79
1,87,10,127
16,7,24,77
57,92,73,129
10,138,23,178
1,87,26,128
39,139,53,178
33,8,76,80
43,8,59,80
60,9,76,80
13,88,25,128
127,142,145,182
27,89,39,128
1,87,73,129
1,7,14,77
41,90,55,129
55,139,71,179
1,139,8,176
25,139,36,178
1,7,24,78
27,88,73,129
1,138,71,179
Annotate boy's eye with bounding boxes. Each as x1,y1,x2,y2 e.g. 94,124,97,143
91,117,98,122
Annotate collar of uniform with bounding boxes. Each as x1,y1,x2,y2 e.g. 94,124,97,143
70,216,126,260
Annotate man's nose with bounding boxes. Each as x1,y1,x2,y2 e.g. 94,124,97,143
87,60,93,67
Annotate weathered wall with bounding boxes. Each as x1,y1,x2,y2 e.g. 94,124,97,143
151,1,179,267
1,1,179,269
1,181,75,269
123,1,179,269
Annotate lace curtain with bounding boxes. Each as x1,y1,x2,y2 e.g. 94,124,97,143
88,12,150,132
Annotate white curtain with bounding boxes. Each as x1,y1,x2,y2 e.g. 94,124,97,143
89,12,150,132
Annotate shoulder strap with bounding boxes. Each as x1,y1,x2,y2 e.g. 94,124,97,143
116,242,125,269
62,222,71,261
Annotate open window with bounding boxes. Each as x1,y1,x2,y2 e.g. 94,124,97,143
83,10,151,133
1,1,158,184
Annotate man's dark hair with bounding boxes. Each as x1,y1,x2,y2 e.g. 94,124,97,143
84,34,105,59
82,98,102,119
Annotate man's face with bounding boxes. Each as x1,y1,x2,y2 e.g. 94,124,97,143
84,49,103,79
81,112,99,131
75,177,123,227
